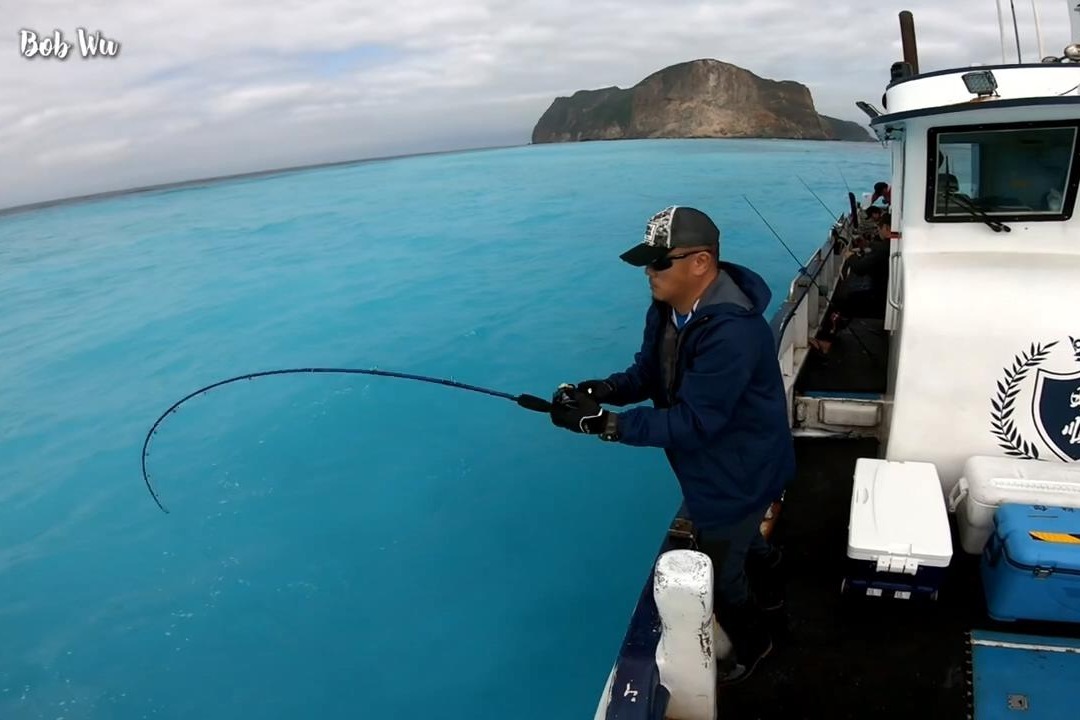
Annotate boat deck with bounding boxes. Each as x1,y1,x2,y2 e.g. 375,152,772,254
719,434,975,719
708,301,1080,718
794,316,889,396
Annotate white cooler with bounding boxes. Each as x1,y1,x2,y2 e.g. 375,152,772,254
949,455,1080,554
844,458,954,600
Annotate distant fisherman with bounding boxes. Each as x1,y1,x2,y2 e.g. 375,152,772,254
870,181,891,207
548,206,795,684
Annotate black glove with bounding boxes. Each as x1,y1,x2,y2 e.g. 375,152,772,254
576,379,616,403
550,384,608,434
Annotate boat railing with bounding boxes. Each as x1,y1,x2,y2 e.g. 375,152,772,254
770,216,851,418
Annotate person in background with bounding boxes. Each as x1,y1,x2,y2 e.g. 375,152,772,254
857,205,884,247
870,181,891,207
810,213,892,355
547,205,795,685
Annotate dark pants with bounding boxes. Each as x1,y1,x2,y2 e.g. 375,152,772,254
695,505,777,665
818,289,885,342
696,504,774,612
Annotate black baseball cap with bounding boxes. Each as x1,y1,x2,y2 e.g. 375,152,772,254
619,206,720,267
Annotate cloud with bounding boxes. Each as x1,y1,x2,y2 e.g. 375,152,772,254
37,138,131,167
210,82,316,116
1,1,1073,209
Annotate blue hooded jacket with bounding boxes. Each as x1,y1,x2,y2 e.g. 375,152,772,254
604,261,795,531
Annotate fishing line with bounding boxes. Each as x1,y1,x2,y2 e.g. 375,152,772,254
141,367,552,514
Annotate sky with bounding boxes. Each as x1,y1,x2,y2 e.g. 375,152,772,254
1,1,1075,209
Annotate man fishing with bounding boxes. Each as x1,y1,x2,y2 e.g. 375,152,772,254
549,205,795,684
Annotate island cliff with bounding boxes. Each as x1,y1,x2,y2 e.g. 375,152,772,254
531,59,871,143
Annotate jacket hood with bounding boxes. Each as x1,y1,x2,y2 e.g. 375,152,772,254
695,261,772,317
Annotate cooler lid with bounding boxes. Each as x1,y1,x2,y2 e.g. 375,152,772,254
848,458,953,567
994,504,1080,574
959,455,1080,507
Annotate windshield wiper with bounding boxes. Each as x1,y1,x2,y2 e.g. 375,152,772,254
943,190,1011,232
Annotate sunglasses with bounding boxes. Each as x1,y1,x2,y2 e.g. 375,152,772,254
648,250,712,272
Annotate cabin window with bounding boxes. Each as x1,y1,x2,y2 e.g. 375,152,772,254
925,120,1080,223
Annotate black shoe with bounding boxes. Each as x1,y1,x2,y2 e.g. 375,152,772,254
716,604,773,687
716,635,773,686
748,548,785,612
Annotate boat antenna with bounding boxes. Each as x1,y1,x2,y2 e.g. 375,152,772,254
140,367,553,514
1031,0,1045,60
1010,0,1023,62
996,0,1008,63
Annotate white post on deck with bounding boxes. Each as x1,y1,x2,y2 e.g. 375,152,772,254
653,549,719,720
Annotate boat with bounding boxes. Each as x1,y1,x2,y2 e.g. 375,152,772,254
594,6,1080,719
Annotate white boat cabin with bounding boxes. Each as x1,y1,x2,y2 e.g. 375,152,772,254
870,61,1080,493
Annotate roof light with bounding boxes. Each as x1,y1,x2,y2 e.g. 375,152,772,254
1065,44,1080,62
962,70,998,97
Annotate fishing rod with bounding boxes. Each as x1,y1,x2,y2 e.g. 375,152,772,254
140,367,553,514
838,168,852,195
743,196,883,368
796,175,843,221
743,195,821,290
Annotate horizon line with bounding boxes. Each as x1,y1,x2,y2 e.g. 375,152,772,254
0,134,877,219
0,141,531,218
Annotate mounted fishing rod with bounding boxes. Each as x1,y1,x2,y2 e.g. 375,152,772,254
140,367,553,514
796,176,845,222
743,195,827,295
743,195,883,369
838,168,852,196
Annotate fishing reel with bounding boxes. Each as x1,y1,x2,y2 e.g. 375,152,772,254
553,382,580,406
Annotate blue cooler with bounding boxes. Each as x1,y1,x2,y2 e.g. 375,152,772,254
981,503,1080,624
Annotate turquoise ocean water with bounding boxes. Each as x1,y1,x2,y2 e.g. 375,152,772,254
0,138,888,719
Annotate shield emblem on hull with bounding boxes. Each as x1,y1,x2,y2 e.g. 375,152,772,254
1032,368,1080,462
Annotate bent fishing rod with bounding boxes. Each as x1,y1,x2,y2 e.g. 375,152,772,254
140,367,553,514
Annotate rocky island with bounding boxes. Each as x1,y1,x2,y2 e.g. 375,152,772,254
531,59,871,144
